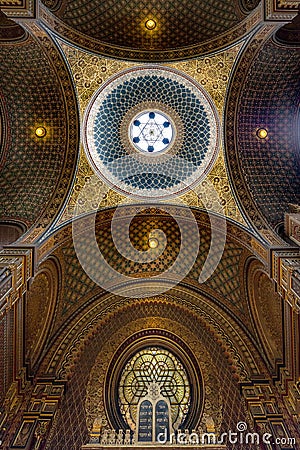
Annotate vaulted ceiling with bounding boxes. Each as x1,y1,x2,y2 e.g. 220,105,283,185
42,0,251,50
225,30,300,231
0,27,79,235
39,0,261,60
1,2,300,449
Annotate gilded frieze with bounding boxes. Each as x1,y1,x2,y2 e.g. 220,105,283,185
0,0,35,17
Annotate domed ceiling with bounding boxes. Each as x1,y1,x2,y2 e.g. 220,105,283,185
0,27,79,238
56,40,246,228
225,30,300,231
40,0,261,60
83,66,220,199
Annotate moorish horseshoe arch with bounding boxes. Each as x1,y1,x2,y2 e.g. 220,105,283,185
105,331,204,434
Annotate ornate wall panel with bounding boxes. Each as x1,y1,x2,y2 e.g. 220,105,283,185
25,258,59,370
247,260,284,371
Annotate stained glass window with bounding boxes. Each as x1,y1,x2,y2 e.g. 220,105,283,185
118,346,191,431
129,111,174,153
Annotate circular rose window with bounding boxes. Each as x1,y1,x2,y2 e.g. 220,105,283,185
129,110,174,154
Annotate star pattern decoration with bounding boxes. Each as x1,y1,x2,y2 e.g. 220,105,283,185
118,347,191,431
148,381,161,400
131,111,173,153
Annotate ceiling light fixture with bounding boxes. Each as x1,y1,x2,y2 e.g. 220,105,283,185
149,237,158,249
145,19,156,30
256,128,268,139
35,126,47,138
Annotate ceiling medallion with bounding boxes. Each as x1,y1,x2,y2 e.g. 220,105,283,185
145,19,156,30
35,126,47,138
83,66,220,200
130,110,173,154
256,128,268,139
120,101,184,164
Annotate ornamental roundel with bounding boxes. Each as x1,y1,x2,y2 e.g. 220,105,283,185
129,110,174,154
83,66,220,200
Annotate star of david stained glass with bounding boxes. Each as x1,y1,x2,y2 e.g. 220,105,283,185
130,111,174,154
118,347,191,431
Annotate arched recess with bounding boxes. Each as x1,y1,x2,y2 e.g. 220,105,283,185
224,25,300,235
0,221,27,246
38,283,271,450
25,257,60,371
0,23,79,242
247,258,283,373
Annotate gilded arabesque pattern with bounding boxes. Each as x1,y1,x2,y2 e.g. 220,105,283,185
58,40,245,226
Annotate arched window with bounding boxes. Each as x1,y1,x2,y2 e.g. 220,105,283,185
118,346,191,436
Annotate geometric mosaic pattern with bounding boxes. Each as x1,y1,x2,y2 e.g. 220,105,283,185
53,209,247,331
42,0,244,52
1,7,299,450
0,31,78,235
84,66,219,199
236,38,300,228
118,347,191,431
226,30,300,230
0,12,26,41
57,41,246,226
